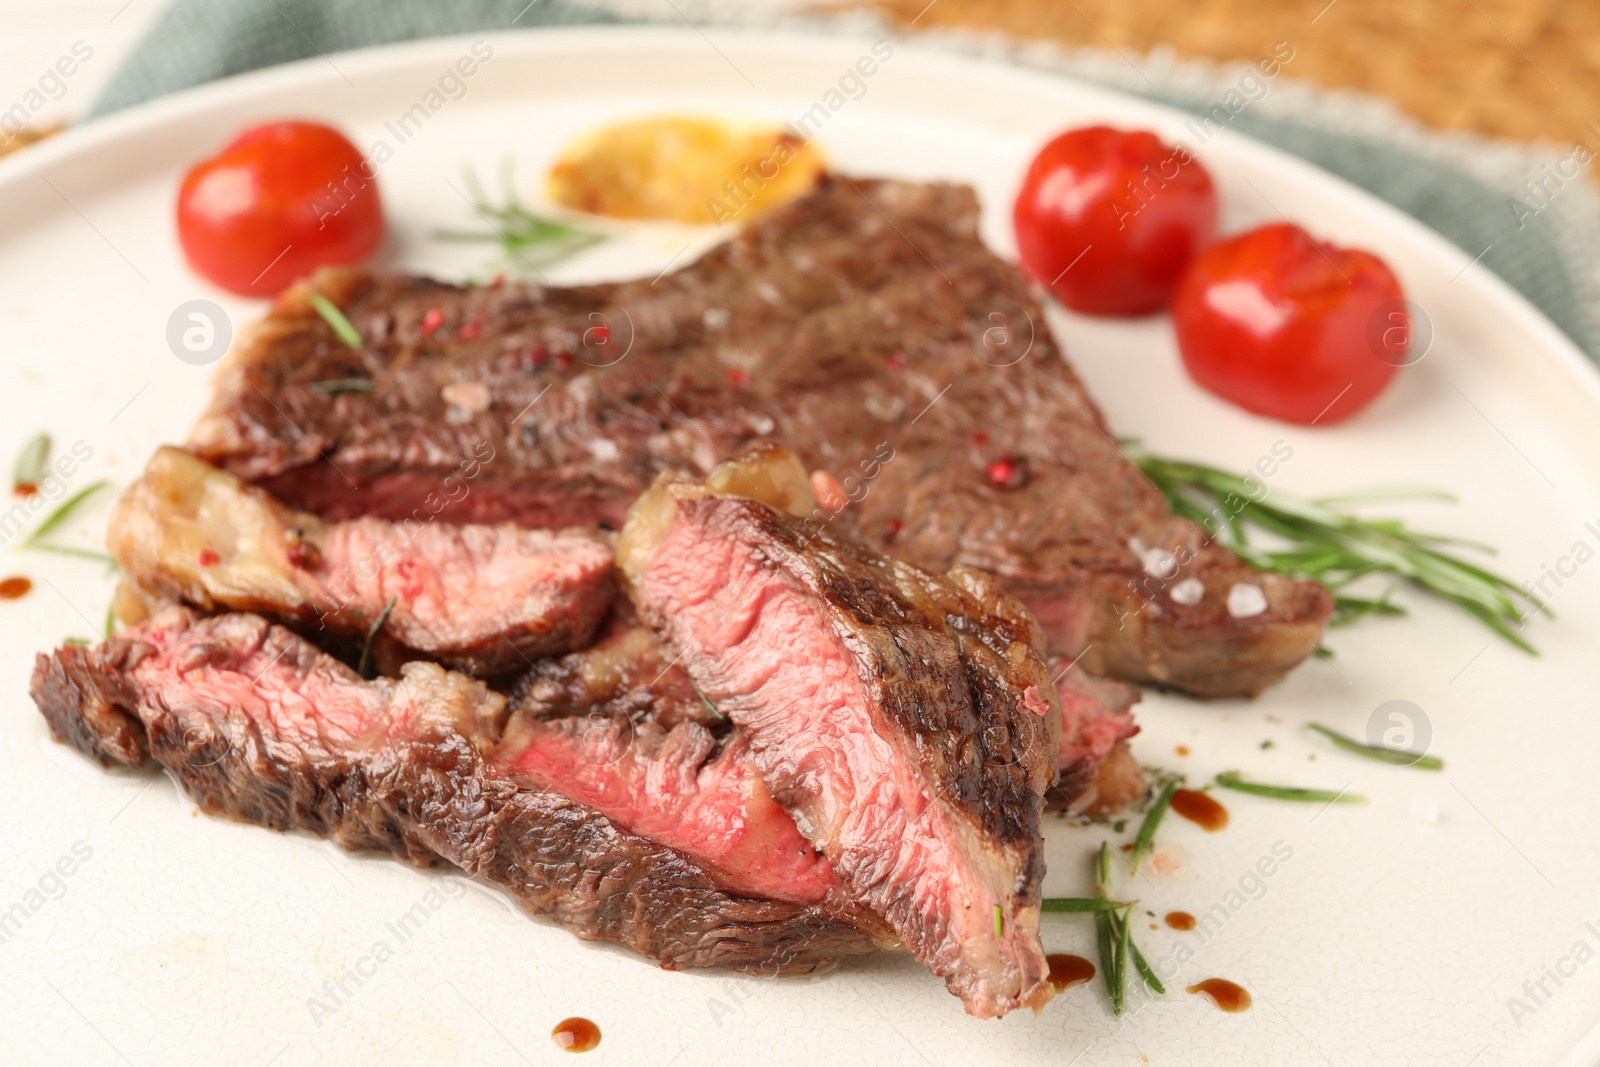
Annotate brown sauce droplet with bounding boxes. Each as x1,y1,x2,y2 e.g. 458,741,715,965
13,483,37,498
1176,744,1190,756
1171,788,1229,831
1166,910,1197,931
1046,953,1096,992
0,576,32,600
552,1017,600,1052
1187,978,1251,1012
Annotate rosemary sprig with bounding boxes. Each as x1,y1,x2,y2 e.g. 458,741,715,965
1128,778,1179,874
308,292,362,348
357,596,397,679
434,160,604,272
305,378,375,395
1093,843,1122,1016
22,480,109,551
1308,723,1443,770
1130,450,1543,651
13,432,48,491
1214,771,1366,804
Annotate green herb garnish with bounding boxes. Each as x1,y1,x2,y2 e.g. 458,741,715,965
21,480,110,557
13,433,48,491
1130,450,1543,651
305,378,375,395
994,904,1003,938
308,292,363,348
435,161,604,272
1308,722,1442,770
1128,778,1178,874
1129,936,1165,995
62,637,91,648
1093,842,1124,1016
1214,771,1366,804
357,596,397,678
1040,897,1133,914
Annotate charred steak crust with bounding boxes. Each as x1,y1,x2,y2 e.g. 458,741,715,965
188,176,1330,698
29,609,876,974
621,467,1060,1018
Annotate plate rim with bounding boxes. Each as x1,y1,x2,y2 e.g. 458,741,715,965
3,24,1597,1064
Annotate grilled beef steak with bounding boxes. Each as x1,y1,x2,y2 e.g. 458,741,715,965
30,606,881,973
1048,665,1143,814
187,176,1330,697
108,447,613,675
617,447,1060,1018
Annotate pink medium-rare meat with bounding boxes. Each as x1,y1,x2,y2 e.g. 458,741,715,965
617,448,1060,1019
29,605,880,973
108,447,614,675
1048,665,1144,813
498,715,844,909
186,176,1332,698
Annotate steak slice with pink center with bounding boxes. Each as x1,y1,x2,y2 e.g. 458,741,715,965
30,605,879,973
109,447,614,675
618,454,1061,1018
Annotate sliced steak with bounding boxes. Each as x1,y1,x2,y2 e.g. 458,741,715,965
29,606,878,974
1048,664,1144,814
617,447,1060,1018
108,447,613,675
187,176,1330,698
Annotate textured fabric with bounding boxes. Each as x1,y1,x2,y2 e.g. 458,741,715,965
89,0,1599,357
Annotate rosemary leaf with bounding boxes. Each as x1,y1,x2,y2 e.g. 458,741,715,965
1111,905,1130,1015
308,292,363,348
305,378,375,395
994,904,1003,938
1308,723,1442,770
357,596,398,679
26,543,116,564
1214,771,1366,804
103,597,116,639
1093,841,1126,1016
1129,778,1179,874
1041,897,1133,914
22,480,108,548
1129,934,1165,995
12,432,48,491
62,636,91,648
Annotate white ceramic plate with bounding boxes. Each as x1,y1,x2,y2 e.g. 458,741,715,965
2,27,1598,1067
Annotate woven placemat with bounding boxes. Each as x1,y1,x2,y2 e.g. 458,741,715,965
85,0,1600,358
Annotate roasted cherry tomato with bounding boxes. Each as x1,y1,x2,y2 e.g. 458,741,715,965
1013,125,1217,315
177,121,384,296
1171,223,1406,425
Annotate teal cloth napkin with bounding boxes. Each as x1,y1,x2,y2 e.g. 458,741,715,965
89,0,1598,358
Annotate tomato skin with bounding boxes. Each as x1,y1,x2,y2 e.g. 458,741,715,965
176,121,384,296
1013,126,1218,315
1171,223,1405,425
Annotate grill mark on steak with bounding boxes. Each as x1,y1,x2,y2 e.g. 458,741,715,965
29,606,879,974
187,176,1330,698
108,447,614,676
617,450,1060,1018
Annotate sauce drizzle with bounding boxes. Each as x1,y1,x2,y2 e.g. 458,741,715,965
0,576,32,600
1046,953,1096,992
1187,978,1251,1012
1165,910,1197,931
1171,788,1229,831
551,1017,601,1053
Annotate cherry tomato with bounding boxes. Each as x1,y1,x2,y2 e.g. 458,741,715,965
177,121,384,296
1171,223,1406,425
1013,126,1217,315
